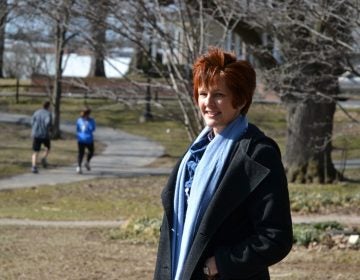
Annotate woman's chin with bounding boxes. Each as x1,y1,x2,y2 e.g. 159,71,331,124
204,121,216,128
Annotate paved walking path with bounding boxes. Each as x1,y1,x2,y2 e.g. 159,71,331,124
0,112,171,190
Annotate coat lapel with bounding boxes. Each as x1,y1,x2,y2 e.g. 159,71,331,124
161,159,181,227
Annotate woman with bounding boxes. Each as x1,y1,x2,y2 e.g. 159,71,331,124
154,48,293,280
76,107,96,174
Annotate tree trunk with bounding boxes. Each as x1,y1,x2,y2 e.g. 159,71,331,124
89,54,106,77
285,98,341,183
87,0,107,77
0,0,7,78
52,22,65,139
88,27,106,77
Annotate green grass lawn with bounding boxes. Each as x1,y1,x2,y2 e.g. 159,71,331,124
0,95,359,221
0,177,165,221
0,79,31,94
290,182,360,214
0,175,359,247
0,175,359,221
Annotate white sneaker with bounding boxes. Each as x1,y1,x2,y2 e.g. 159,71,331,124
76,166,82,174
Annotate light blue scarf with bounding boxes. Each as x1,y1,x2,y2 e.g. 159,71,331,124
171,114,248,280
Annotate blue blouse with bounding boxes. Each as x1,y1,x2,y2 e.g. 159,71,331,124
184,131,214,203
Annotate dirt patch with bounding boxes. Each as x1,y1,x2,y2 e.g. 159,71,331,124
270,247,360,280
0,226,359,280
0,227,157,280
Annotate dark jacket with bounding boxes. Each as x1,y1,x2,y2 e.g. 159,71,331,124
154,124,293,280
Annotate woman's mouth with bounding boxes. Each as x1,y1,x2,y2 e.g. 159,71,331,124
205,111,220,118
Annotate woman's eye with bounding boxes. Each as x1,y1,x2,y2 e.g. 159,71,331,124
199,92,207,97
214,92,224,98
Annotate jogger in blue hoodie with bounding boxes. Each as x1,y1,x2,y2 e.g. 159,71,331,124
76,107,96,174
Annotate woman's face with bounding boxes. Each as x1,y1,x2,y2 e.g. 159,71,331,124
198,77,242,135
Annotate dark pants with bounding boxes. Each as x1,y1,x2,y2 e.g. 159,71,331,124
78,142,94,166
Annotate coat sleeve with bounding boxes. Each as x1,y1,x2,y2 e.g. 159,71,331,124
214,142,293,279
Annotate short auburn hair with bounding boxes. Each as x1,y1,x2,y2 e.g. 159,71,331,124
193,47,256,114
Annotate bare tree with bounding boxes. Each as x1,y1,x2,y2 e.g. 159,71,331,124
51,1,76,138
0,0,8,78
84,1,199,138
16,0,78,138
218,0,356,183
84,0,109,77
114,0,357,183
89,0,243,139
261,1,353,183
3,42,43,78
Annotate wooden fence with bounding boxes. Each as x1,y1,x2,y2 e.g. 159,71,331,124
0,75,178,103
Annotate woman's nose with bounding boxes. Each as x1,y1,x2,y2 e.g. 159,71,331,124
204,95,214,106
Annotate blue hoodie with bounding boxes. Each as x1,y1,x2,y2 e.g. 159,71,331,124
76,117,96,144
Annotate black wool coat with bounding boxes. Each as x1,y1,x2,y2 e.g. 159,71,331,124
154,124,293,280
